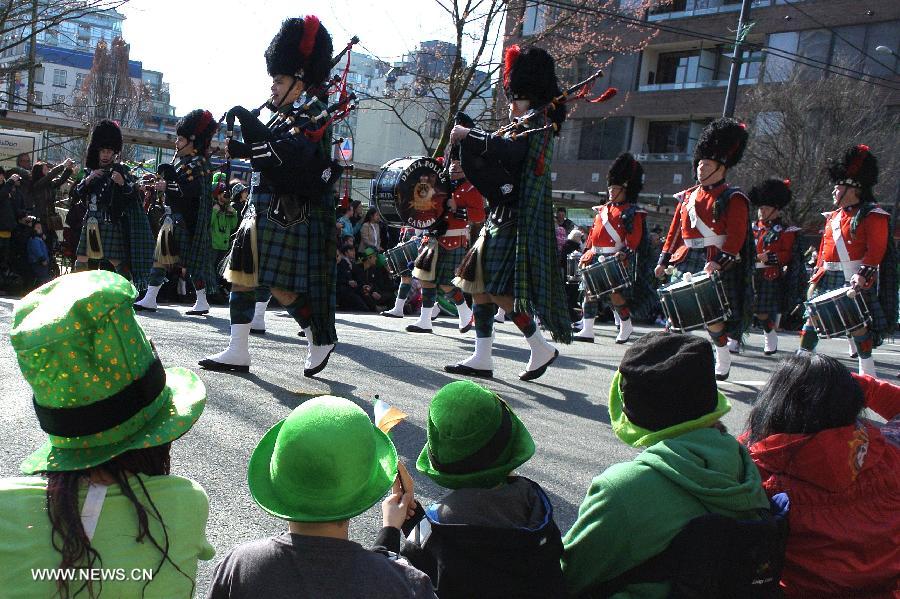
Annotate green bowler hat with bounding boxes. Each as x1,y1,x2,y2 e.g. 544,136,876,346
248,396,398,522
417,380,535,490
10,271,206,474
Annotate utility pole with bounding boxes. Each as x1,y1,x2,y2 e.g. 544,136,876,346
722,0,752,118
26,0,38,112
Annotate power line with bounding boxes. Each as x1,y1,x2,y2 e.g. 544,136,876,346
534,0,900,91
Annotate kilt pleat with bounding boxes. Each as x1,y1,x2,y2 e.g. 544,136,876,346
753,273,785,315
252,192,310,293
482,222,516,296
76,210,127,261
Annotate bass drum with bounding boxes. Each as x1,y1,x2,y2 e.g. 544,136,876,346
371,157,450,229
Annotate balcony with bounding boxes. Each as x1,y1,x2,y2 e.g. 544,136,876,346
634,153,692,162
648,0,777,21
638,77,757,92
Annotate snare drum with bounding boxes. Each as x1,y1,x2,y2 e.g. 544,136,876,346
371,157,450,229
566,250,583,283
384,239,421,276
581,254,630,298
805,286,870,338
658,272,731,332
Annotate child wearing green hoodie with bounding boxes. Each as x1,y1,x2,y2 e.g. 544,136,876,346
561,332,775,598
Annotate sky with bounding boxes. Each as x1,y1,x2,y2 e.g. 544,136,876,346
119,0,502,117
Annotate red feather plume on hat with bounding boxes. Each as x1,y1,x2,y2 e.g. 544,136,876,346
503,45,521,89
299,15,321,60
195,110,213,137
847,144,869,177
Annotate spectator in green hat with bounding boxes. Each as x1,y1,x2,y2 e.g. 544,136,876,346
0,270,213,598
207,396,436,598
387,380,565,598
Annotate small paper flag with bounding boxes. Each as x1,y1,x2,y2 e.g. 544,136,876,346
374,397,407,434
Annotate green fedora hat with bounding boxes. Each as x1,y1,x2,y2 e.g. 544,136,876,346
11,271,206,475
417,381,535,489
248,396,398,522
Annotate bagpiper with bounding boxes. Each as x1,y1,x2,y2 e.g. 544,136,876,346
200,16,341,376
405,155,486,334
656,118,753,380
574,153,646,344
801,144,897,377
134,109,219,315
446,45,571,380
748,178,803,355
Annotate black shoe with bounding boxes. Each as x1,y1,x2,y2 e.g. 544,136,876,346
380,310,403,318
850,352,858,359
198,358,250,373
519,349,559,381
303,346,335,377
250,328,266,335
444,363,493,378
715,371,729,381
406,325,433,333
460,321,473,334
571,322,583,331
298,330,305,337
185,309,209,316
573,336,594,343
133,303,157,312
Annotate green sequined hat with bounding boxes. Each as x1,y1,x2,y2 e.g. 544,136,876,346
10,271,207,474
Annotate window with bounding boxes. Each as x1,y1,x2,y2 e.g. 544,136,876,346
522,1,547,36
656,50,701,84
646,121,691,154
44,29,58,45
577,117,628,160
53,69,66,87
763,31,799,82
33,90,42,106
51,94,66,107
75,73,86,90
797,29,831,81
33,66,43,84
429,119,442,138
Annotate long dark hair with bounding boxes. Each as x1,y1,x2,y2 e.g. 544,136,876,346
363,207,378,223
45,443,194,598
746,354,864,445
31,161,50,184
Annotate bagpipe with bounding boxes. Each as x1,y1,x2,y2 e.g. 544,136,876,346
220,35,359,196
460,70,616,208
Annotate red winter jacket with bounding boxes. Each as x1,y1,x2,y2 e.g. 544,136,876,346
743,374,900,597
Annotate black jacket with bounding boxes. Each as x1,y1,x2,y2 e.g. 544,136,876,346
379,477,566,599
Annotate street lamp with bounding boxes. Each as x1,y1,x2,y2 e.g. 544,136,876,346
875,45,898,59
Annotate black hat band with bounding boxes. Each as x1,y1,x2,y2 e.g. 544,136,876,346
33,357,166,438
429,400,513,475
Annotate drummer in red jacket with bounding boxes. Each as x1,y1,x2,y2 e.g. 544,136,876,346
748,179,802,356
801,145,896,378
405,157,486,334
574,153,645,344
654,118,751,380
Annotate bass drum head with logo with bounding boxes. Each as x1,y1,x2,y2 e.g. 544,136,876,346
371,157,449,229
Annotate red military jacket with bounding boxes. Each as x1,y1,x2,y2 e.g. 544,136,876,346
753,219,800,280
435,180,486,251
812,204,889,284
582,202,644,264
662,181,749,265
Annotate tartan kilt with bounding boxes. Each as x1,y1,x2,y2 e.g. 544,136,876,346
806,270,888,335
76,210,127,261
482,222,517,296
670,248,743,329
435,244,466,287
171,212,212,284
252,192,310,293
753,272,786,315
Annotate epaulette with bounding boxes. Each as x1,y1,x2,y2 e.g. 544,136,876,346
868,207,890,217
785,225,802,233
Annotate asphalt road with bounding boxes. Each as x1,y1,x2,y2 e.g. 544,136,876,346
2,298,899,597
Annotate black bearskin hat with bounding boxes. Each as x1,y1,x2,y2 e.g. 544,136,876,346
265,16,333,88
176,109,217,153
693,117,748,169
86,120,122,169
607,153,644,202
748,178,792,209
827,144,878,190
503,45,561,106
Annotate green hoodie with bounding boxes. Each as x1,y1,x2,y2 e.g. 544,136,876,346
561,427,770,598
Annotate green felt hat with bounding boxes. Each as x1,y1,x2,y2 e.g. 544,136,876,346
357,247,377,263
608,371,730,448
417,381,534,489
11,271,206,475
248,396,398,522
